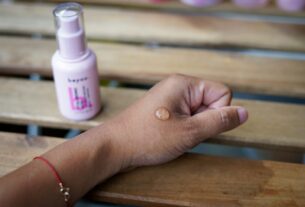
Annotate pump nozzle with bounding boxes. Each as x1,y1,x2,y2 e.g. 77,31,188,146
53,3,87,59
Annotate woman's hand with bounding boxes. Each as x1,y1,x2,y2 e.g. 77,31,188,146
0,74,248,207
106,74,248,169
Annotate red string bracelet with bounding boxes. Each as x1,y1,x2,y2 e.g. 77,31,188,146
34,156,70,206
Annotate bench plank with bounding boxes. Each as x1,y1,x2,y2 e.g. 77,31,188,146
1,3,305,51
1,36,305,97
48,0,305,18
1,77,305,151
0,132,304,206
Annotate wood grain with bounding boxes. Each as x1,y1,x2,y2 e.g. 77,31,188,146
0,132,64,177
1,3,305,51
0,132,304,207
48,0,305,18
1,36,305,97
0,77,305,151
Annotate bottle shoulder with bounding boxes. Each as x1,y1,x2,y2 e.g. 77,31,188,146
52,49,97,74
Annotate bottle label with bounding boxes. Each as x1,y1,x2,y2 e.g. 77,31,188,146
67,77,93,112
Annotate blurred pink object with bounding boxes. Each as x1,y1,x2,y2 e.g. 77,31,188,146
149,0,170,3
276,0,305,11
232,0,269,8
180,0,222,7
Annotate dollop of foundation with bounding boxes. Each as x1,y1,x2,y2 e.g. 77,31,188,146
155,107,170,120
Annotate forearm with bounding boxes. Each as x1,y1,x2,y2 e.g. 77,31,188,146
0,123,124,207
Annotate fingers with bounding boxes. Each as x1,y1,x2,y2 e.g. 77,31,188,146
151,74,233,116
162,74,232,110
190,106,248,140
187,77,232,112
200,80,232,109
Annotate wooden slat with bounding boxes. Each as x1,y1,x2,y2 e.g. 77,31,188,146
1,3,305,52
0,78,143,129
1,77,305,151
48,0,305,18
1,132,305,206
0,132,64,176
1,36,305,98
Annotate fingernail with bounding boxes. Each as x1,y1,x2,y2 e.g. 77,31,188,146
237,107,248,124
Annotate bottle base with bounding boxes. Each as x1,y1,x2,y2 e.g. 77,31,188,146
59,104,102,121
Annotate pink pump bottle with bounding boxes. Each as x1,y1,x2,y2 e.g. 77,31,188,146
52,3,101,120
181,0,222,7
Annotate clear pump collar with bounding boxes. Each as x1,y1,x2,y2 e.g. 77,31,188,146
53,3,87,59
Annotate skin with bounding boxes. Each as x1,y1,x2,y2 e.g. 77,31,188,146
0,74,248,207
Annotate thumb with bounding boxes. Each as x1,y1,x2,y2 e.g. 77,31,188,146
190,106,248,140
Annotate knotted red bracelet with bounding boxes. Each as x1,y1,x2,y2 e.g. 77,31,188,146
34,156,70,206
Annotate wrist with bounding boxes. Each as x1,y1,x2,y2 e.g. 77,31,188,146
40,123,124,201
90,121,132,183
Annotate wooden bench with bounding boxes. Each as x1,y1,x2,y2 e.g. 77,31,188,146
1,0,305,206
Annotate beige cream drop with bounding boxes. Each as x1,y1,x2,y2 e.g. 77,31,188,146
155,107,170,120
